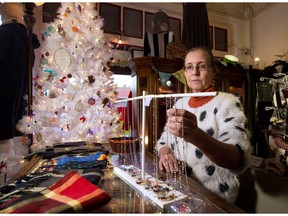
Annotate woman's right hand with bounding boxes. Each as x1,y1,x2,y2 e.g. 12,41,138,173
158,146,179,173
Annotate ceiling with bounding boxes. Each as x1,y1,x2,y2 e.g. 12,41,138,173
206,3,276,21
158,2,277,21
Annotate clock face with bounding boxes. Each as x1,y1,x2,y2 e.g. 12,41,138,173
54,48,71,70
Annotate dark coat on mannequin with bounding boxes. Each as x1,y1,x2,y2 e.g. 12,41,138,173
0,22,29,140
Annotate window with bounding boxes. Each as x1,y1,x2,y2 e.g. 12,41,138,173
215,27,228,52
123,7,143,38
210,26,228,52
99,3,121,35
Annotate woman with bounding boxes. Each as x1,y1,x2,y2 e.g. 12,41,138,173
156,47,251,203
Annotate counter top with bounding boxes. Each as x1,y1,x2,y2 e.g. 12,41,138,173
4,151,244,213
96,152,244,213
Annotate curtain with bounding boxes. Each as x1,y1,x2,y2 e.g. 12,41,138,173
182,3,211,50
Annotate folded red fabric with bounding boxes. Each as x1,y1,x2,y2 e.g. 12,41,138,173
0,170,111,213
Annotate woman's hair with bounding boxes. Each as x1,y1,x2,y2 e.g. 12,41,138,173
185,47,215,66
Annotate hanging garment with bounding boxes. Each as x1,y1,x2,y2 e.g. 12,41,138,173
143,31,174,58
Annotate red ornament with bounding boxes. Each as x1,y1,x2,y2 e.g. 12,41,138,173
60,77,67,83
72,26,79,32
80,116,86,123
88,98,95,105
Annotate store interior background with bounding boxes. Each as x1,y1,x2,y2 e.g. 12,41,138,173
3,2,288,213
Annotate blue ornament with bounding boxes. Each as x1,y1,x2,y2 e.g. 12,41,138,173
87,129,93,135
41,58,48,65
44,69,58,77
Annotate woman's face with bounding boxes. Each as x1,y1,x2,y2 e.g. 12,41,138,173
184,49,215,93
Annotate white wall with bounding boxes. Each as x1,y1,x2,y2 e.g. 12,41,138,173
208,12,247,61
251,3,288,69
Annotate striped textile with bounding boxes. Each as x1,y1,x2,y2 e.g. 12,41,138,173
0,170,111,213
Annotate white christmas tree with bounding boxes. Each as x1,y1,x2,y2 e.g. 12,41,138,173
17,2,123,151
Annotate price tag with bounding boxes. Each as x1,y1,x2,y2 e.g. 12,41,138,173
251,155,263,167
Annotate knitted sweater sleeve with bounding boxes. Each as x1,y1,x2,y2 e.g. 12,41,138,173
213,93,252,174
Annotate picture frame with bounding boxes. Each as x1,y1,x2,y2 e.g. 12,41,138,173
214,27,228,52
123,7,143,38
99,3,121,35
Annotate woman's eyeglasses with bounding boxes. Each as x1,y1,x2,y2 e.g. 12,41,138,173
183,63,210,73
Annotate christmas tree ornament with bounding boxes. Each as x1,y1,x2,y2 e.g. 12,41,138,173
87,129,93,135
48,25,56,33
57,24,66,37
49,92,57,99
60,77,66,83
102,98,110,107
80,116,86,123
65,6,71,14
88,97,95,105
88,75,95,84
54,48,71,70
72,26,78,32
77,4,82,13
40,58,47,65
75,100,83,112
43,31,49,37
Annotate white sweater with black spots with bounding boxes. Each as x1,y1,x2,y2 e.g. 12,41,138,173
156,92,252,204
